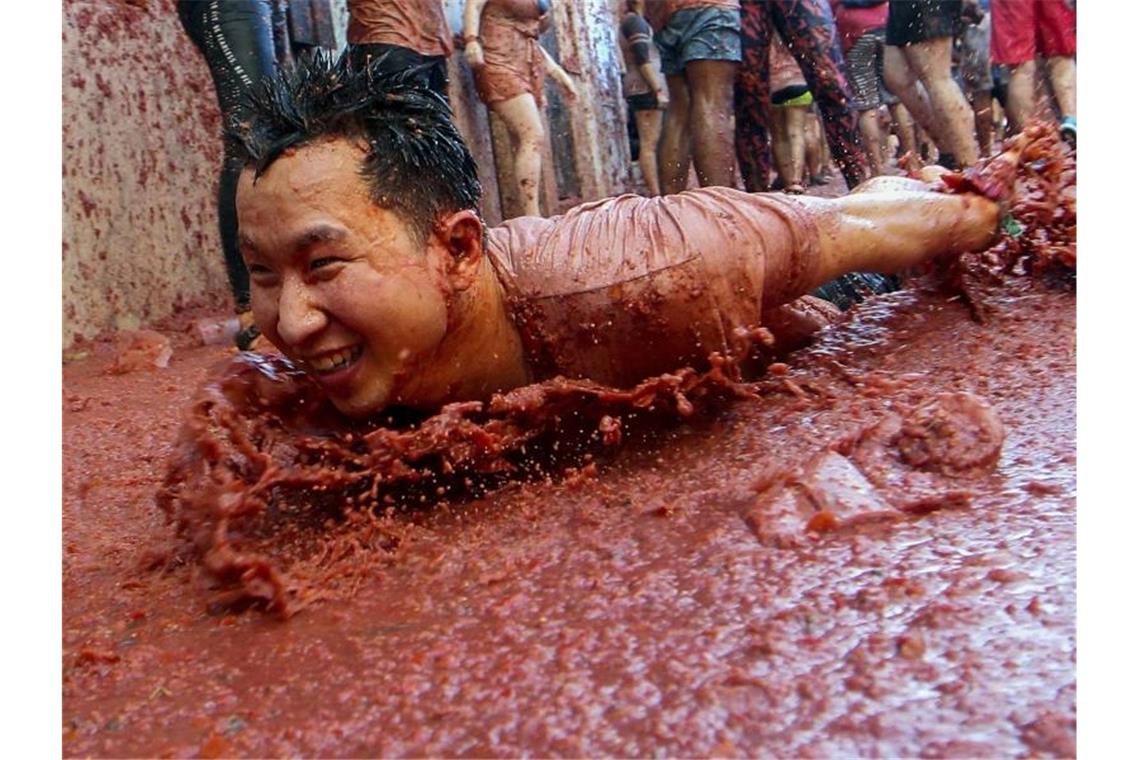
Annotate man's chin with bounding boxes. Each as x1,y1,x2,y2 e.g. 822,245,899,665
326,386,391,419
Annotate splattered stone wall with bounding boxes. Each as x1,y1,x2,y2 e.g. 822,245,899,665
550,0,630,202
63,0,232,347
62,0,631,350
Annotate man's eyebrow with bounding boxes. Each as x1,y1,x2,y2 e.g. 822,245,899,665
295,224,348,251
237,225,348,259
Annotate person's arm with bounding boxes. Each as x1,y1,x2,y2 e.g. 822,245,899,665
463,0,490,68
541,47,578,101
637,63,668,108
623,14,668,107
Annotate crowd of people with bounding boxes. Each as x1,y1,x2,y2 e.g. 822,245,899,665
177,0,1075,362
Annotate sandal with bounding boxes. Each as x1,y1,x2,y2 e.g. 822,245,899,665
783,183,806,195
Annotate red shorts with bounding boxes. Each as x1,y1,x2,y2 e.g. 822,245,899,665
991,0,1076,65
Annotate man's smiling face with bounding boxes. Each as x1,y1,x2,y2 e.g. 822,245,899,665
236,139,454,417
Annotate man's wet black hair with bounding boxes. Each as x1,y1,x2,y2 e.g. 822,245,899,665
229,49,482,241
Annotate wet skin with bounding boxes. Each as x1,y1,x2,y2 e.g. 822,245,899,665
236,138,527,417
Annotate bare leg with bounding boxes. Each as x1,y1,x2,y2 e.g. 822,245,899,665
770,106,792,188
1005,59,1036,134
889,101,919,165
804,112,822,181
971,91,994,156
877,107,892,157
817,115,830,174
918,126,939,163
785,105,807,189
991,98,1006,142
883,45,942,150
685,59,739,187
902,38,979,165
857,108,884,176
1045,56,1076,118
658,73,692,194
492,93,546,217
771,105,807,191
634,109,665,196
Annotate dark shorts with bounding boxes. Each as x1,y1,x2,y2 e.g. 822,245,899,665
347,43,449,97
627,91,661,111
886,0,961,46
656,5,742,77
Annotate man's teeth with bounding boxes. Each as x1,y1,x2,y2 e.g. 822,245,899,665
310,347,360,372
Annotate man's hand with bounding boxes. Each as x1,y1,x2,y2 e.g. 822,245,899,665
464,39,485,68
655,86,670,109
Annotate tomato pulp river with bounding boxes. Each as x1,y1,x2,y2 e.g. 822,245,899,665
63,263,1075,756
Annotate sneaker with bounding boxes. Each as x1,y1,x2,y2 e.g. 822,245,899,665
1059,116,1076,146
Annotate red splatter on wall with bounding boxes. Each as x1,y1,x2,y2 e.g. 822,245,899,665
63,0,230,347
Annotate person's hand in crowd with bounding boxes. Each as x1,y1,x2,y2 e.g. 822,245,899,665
464,38,485,68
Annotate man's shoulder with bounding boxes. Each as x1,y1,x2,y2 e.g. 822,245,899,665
487,189,781,300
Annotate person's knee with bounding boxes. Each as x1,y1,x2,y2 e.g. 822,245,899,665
512,116,544,153
688,84,733,130
912,58,955,90
882,53,912,95
1046,56,1075,77
1010,59,1036,80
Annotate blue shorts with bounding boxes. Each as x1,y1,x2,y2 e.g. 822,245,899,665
655,5,741,77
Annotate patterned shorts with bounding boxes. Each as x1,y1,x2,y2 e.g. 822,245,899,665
845,28,898,111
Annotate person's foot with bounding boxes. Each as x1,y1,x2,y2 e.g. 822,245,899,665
1059,115,1076,146
898,151,925,176
783,183,806,195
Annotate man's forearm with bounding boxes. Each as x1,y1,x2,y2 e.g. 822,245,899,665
638,62,665,99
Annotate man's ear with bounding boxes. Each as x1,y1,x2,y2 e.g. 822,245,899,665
437,210,485,289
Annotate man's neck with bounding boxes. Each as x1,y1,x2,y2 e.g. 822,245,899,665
413,258,530,406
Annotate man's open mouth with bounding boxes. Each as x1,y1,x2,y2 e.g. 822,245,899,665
308,345,363,374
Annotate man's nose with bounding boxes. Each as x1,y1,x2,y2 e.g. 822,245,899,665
275,277,326,347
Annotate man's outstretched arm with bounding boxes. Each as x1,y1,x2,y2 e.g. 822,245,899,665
766,136,1027,305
